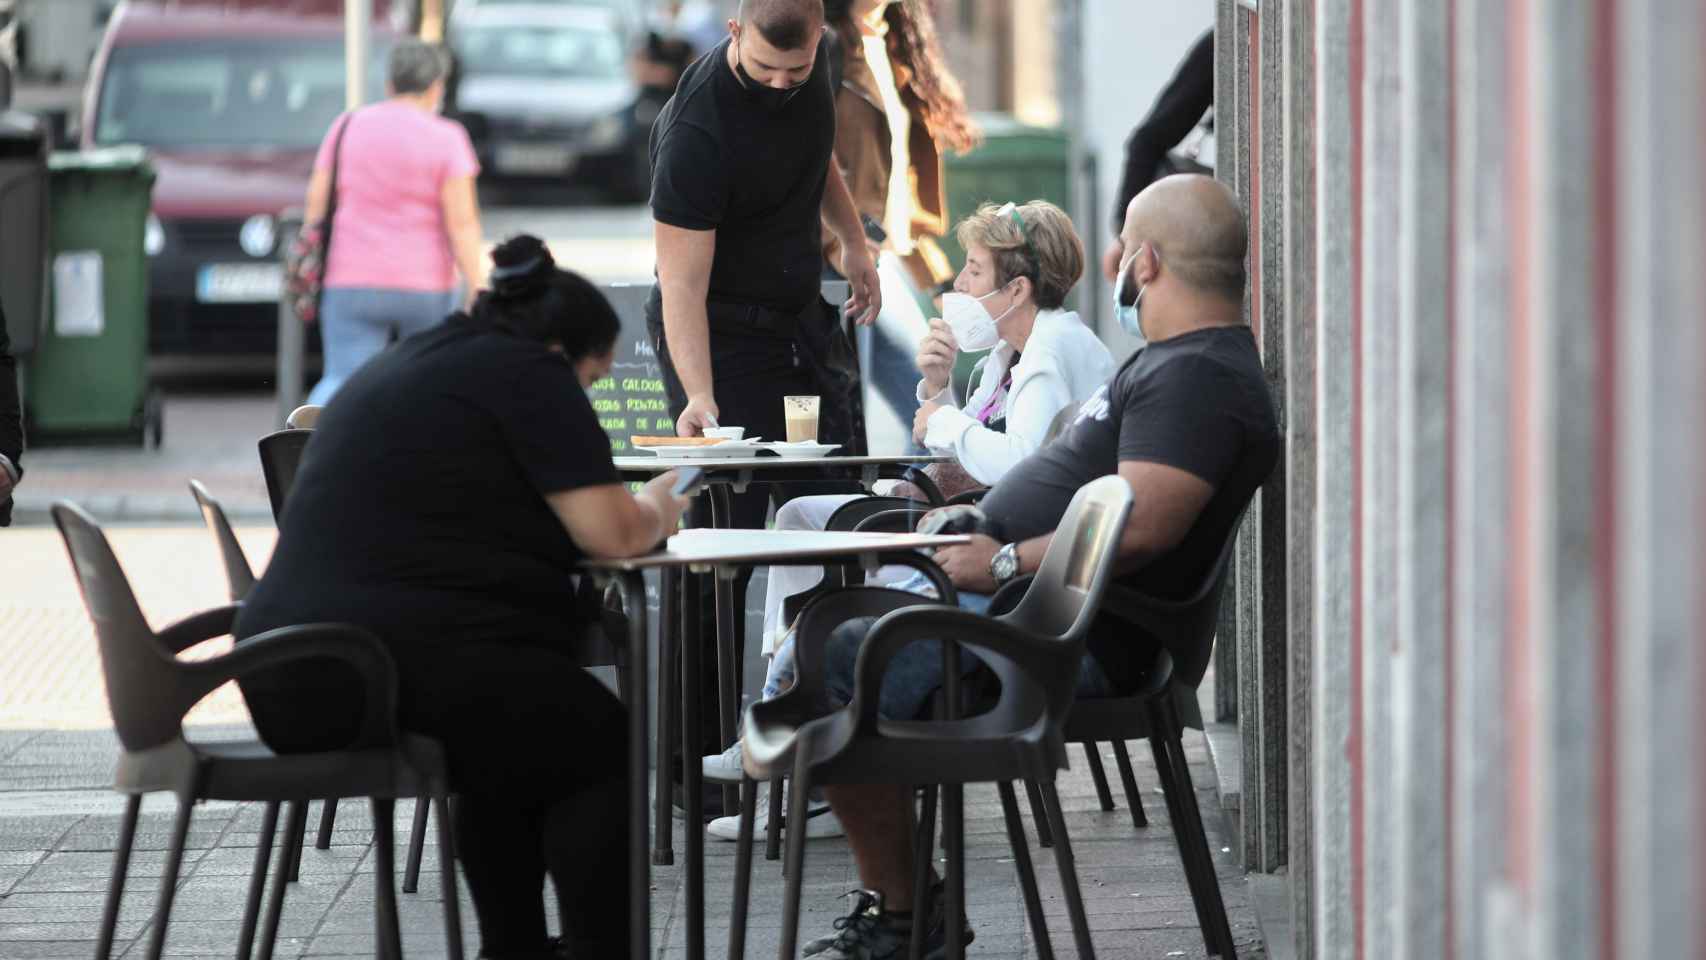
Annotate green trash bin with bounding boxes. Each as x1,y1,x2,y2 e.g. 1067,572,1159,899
940,113,1072,273
25,146,163,446
939,113,1073,398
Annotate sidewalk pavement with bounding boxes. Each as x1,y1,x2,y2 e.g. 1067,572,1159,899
0,522,1267,958
13,392,279,527
0,726,1262,960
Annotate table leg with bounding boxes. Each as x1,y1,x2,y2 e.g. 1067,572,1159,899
655,567,679,867
682,568,706,960
613,571,652,960
708,486,740,816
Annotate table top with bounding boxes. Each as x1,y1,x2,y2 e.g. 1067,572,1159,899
612,453,951,472
580,528,969,571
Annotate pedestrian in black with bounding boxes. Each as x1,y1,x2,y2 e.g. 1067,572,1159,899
0,297,22,526
235,236,692,960
645,0,882,801
1101,28,1214,282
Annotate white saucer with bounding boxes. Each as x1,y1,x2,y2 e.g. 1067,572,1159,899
756,441,840,459
634,439,765,458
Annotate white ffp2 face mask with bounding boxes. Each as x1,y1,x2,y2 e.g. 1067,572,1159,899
940,284,1014,352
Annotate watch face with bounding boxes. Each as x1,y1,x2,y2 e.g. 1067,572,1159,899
991,544,1017,581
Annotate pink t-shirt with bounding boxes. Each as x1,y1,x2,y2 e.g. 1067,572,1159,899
315,101,480,292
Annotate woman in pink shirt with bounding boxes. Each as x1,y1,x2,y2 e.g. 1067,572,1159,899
303,40,487,405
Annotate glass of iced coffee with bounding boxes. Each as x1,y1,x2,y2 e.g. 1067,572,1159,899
783,395,821,443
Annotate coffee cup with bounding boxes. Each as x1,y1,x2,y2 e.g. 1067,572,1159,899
783,396,820,444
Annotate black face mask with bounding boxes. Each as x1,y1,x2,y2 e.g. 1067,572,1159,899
733,39,808,112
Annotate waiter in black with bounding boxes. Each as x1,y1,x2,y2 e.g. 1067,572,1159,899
646,0,880,806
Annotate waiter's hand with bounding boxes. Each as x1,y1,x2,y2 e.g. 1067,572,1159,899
677,394,720,437
913,399,945,445
840,244,883,326
916,318,958,395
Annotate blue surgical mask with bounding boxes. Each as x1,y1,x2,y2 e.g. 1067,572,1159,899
1112,248,1148,346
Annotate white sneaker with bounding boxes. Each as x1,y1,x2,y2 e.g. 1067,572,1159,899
702,741,745,784
705,787,845,841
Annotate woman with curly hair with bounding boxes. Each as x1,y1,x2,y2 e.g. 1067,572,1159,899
821,0,979,451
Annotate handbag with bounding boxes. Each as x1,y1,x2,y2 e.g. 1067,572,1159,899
284,111,354,325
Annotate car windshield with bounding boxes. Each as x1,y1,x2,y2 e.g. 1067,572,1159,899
455,24,625,79
94,39,385,150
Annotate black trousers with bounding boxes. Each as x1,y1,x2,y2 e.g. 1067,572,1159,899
245,639,630,958
647,288,861,767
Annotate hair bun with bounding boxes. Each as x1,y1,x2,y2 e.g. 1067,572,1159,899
489,234,556,300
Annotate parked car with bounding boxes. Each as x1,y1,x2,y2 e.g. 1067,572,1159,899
449,3,649,199
81,1,390,360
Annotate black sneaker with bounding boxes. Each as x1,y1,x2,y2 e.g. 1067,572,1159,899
802,887,973,959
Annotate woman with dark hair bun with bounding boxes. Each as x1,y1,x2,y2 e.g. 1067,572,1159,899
234,235,687,959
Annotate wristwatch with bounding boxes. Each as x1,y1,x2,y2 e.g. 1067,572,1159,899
989,542,1020,585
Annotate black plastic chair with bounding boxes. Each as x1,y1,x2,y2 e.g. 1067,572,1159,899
728,475,1137,960
52,501,464,960
257,428,312,522
189,480,257,602
995,521,1244,958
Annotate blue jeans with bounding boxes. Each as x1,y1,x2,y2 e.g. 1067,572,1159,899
771,570,1117,721
309,286,458,405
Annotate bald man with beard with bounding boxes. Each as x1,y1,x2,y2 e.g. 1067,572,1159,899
796,174,1280,958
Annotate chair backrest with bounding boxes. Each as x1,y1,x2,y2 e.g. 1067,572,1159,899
1000,474,1134,644
52,502,197,753
188,479,257,602
257,429,313,522
284,404,322,430
1123,515,1244,691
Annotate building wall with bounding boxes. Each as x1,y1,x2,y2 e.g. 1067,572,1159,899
1213,0,1705,956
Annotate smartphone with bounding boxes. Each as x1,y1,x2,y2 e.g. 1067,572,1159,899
671,466,706,497
860,213,888,245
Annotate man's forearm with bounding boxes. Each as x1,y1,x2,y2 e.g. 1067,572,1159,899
661,284,715,399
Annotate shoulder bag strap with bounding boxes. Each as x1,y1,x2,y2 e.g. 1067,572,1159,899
322,110,355,232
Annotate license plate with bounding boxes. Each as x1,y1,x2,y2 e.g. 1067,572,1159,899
494,143,577,175
197,263,284,303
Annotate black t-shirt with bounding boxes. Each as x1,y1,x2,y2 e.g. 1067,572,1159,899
648,36,837,312
980,325,1279,601
234,318,621,648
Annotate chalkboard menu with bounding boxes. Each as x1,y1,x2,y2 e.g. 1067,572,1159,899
587,282,850,451
586,285,671,453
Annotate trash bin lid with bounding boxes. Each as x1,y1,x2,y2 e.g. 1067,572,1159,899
0,109,47,157
48,145,155,178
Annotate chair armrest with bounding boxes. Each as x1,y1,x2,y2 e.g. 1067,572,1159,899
186,623,401,748
791,587,943,701
945,488,988,506
826,496,929,533
157,604,242,654
851,508,924,535
850,606,1080,732
986,575,1034,617
901,466,945,506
